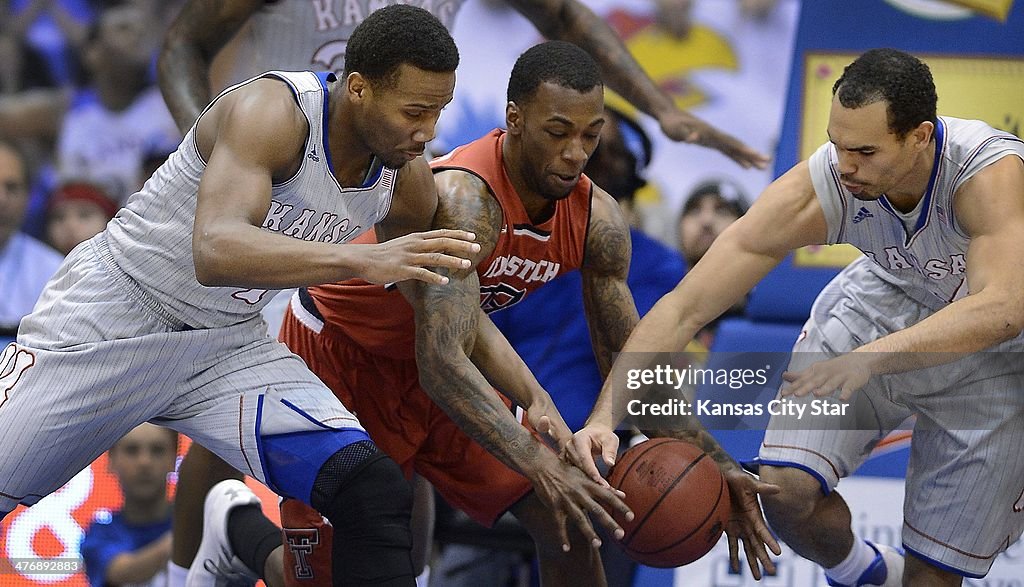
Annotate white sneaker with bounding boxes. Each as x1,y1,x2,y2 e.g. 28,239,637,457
874,543,905,587
185,480,261,587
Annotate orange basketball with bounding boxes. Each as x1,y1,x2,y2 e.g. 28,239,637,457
607,438,730,568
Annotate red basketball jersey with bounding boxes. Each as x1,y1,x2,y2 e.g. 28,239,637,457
307,129,593,359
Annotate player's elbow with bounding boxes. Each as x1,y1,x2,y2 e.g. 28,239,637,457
995,310,1024,342
192,232,232,286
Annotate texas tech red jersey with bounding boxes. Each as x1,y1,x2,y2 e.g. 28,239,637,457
307,129,593,359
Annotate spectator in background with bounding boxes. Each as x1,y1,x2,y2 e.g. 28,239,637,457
0,0,92,94
677,179,749,268
676,180,749,348
44,180,117,255
81,423,178,587
0,2,179,204
0,138,62,344
56,1,179,202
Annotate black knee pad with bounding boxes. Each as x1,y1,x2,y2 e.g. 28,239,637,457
311,442,415,586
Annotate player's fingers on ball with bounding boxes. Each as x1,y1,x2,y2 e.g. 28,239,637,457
602,444,618,467
727,534,740,573
743,542,763,581
593,487,632,520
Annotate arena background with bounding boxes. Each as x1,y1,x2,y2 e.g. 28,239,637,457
1,0,1022,586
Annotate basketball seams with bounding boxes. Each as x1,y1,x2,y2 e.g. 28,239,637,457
640,467,726,555
618,439,707,547
622,452,707,547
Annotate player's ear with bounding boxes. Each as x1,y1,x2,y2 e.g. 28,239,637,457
910,120,933,151
506,101,522,136
347,72,367,102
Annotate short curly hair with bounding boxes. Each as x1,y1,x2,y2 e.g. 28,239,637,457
344,5,459,87
507,41,603,104
832,48,937,138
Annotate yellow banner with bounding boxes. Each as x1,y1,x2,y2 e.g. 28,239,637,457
800,53,1024,160
793,244,862,268
944,0,1014,21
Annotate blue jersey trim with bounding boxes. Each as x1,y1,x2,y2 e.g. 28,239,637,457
746,458,832,495
254,394,279,494
902,544,987,578
316,72,335,173
878,117,945,237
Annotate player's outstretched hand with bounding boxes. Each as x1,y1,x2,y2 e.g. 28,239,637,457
657,109,770,169
565,423,620,487
527,399,573,453
781,353,873,401
529,455,633,553
355,229,480,285
721,467,782,580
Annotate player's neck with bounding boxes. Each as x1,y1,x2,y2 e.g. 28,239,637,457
885,143,936,212
326,99,375,187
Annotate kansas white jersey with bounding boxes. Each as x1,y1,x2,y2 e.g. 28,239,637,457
104,70,396,328
811,116,1024,310
231,0,466,82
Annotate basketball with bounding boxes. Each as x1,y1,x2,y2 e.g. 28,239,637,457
606,438,731,568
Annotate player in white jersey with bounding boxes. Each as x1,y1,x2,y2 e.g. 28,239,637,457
0,7,491,586
569,48,1024,586
157,0,769,168
155,0,772,579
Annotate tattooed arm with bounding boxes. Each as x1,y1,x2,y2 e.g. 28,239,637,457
470,312,574,450
395,169,630,549
507,0,768,168
580,188,641,378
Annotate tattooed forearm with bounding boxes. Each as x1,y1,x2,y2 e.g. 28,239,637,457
410,171,546,476
582,195,640,376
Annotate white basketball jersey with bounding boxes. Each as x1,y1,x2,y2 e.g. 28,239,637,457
811,116,1024,310
104,71,396,328
231,0,466,82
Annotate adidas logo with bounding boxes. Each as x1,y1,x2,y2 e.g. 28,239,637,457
307,147,321,163
852,207,874,224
